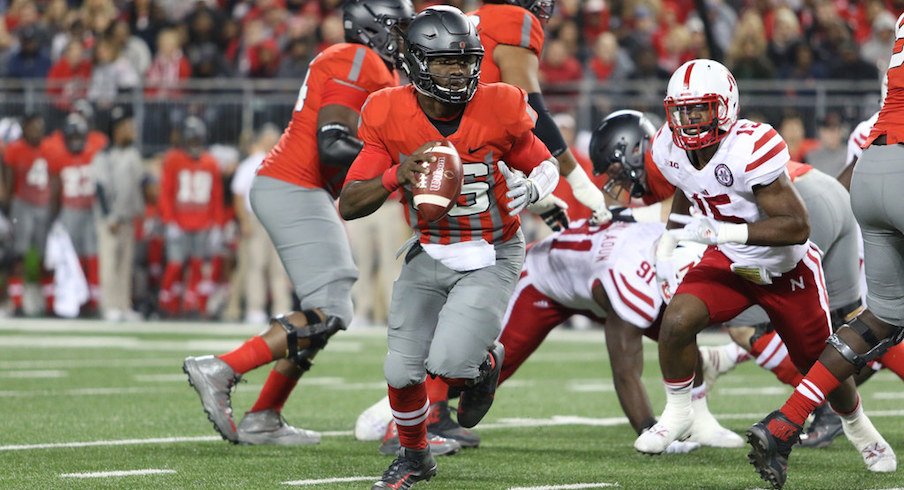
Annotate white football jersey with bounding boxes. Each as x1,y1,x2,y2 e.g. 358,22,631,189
525,220,664,328
845,111,879,167
651,120,808,274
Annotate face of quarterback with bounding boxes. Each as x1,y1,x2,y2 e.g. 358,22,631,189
427,55,478,94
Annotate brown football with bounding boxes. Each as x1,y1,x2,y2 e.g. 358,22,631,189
411,140,463,222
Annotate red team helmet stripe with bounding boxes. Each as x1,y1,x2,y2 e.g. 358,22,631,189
683,62,695,89
608,270,654,322
745,141,788,172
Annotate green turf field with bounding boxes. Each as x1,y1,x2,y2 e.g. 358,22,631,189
1,320,901,489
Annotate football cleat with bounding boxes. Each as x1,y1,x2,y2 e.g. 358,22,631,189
378,420,462,457
372,447,437,489
183,355,241,443
236,409,321,446
356,396,393,442
457,342,504,429
840,411,897,472
634,412,693,455
699,344,740,393
798,404,843,448
687,398,745,448
747,410,802,489
427,400,481,448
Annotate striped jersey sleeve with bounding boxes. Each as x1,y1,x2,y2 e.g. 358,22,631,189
597,256,661,329
744,123,789,188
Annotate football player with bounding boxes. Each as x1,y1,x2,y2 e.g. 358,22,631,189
158,116,223,317
339,7,559,488
2,114,53,315
45,112,105,314
749,15,904,489
627,59,892,478
182,0,417,446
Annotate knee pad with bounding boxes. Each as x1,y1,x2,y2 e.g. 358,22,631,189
827,317,901,370
271,310,346,371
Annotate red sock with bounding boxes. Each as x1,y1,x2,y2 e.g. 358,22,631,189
41,272,54,313
877,342,904,380
159,262,183,314
388,383,428,450
184,258,203,312
219,336,274,374
7,276,24,310
210,255,224,283
425,376,449,404
250,370,298,413
81,256,99,308
780,361,842,426
749,331,804,387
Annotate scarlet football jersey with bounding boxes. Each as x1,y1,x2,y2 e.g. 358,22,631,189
256,43,398,198
5,138,51,206
43,134,103,210
159,149,224,231
468,4,545,84
866,13,904,146
345,83,552,245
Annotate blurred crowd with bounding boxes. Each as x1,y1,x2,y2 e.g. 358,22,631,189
0,0,901,324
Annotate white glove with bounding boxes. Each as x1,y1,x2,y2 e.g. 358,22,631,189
654,231,679,282
590,205,613,226
664,440,702,454
166,223,183,241
499,162,539,216
670,209,748,245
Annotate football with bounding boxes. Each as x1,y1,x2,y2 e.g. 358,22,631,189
411,140,463,222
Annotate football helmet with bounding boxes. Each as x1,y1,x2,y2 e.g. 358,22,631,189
664,59,739,151
182,116,207,159
62,113,88,154
343,0,415,64
589,109,658,200
399,6,484,104
507,0,555,20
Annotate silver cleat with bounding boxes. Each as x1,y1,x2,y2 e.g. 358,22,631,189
183,355,241,443
237,409,321,445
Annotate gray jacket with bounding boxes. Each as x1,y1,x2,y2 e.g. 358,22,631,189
92,146,145,224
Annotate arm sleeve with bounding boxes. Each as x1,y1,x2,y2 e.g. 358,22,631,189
321,78,370,112
745,125,790,189
527,92,568,157
596,258,661,329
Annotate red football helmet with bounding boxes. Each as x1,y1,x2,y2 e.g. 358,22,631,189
663,59,739,151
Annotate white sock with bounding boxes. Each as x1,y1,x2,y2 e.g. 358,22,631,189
663,375,694,418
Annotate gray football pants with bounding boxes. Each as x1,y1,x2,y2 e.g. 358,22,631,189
249,176,357,326
727,169,861,327
59,208,98,256
850,144,904,326
384,233,524,389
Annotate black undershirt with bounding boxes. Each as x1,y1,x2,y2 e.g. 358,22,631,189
426,111,464,137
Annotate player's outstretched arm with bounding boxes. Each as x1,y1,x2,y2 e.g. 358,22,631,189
595,282,655,434
749,173,810,246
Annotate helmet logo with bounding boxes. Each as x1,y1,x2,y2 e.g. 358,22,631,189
458,41,466,49
714,163,733,186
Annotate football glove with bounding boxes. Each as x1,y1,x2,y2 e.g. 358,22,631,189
527,193,570,232
670,209,748,245
499,162,539,216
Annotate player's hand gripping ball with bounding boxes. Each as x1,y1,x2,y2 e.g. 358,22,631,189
410,140,463,222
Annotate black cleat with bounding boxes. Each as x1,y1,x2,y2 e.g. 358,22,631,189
747,411,802,490
372,447,437,489
427,400,481,448
798,403,843,448
457,342,504,429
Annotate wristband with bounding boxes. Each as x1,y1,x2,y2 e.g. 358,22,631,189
717,223,749,244
381,165,400,193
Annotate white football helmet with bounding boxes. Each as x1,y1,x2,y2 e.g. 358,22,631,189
664,59,739,150
656,240,707,304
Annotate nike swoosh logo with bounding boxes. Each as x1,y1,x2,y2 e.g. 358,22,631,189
468,145,486,154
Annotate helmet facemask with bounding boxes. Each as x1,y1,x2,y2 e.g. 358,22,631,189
518,0,555,20
663,95,729,151
402,43,482,104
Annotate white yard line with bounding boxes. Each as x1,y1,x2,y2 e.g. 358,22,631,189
0,370,67,378
0,335,363,353
0,387,171,397
60,469,176,478
283,476,377,486
716,387,789,396
509,483,618,490
873,392,904,399
6,410,904,452
2,436,219,451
